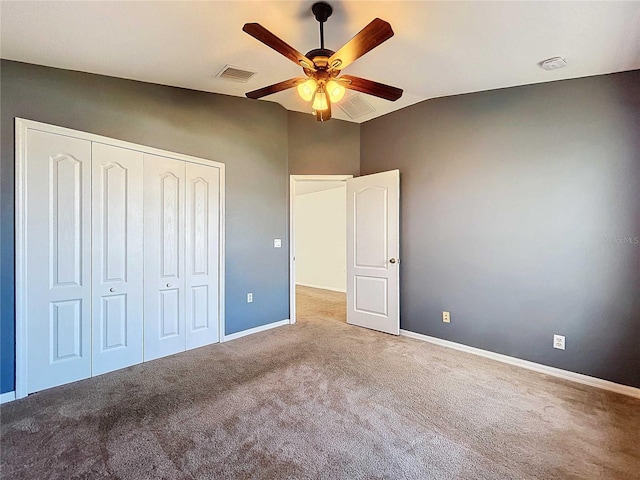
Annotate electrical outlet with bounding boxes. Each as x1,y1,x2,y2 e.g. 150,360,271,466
442,311,450,323
247,293,253,303
274,238,282,248
553,334,565,350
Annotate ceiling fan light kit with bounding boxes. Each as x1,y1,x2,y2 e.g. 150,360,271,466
242,1,403,121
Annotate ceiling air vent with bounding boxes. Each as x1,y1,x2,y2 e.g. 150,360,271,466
338,94,376,119
216,65,256,83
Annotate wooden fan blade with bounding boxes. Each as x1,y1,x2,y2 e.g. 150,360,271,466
340,75,403,101
243,23,315,70
328,18,393,71
246,78,303,99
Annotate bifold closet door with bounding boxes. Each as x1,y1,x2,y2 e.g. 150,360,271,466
143,154,186,361
91,143,144,375
25,130,92,393
185,162,220,349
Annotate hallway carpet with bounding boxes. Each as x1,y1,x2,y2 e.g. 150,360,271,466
2,286,639,479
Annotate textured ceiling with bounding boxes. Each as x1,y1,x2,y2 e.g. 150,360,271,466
2,1,639,123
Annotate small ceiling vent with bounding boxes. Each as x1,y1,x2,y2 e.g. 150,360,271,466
338,94,376,119
216,65,256,83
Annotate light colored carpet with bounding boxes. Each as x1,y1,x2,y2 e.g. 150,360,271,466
1,285,639,479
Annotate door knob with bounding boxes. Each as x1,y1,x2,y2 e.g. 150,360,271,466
166,283,171,288
389,258,397,264
109,287,116,292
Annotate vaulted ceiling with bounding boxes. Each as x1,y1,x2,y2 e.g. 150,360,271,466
2,1,639,123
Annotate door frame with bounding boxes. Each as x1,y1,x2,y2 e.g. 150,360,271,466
289,175,352,324
15,118,226,399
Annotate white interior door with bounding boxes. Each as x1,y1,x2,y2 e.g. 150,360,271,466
91,143,144,375
144,154,186,361
25,130,92,393
346,170,400,335
185,162,220,349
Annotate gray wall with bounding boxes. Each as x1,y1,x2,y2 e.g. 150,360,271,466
361,71,640,388
1,60,290,392
288,111,360,176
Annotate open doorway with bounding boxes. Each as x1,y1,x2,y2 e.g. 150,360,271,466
290,171,400,335
289,175,352,325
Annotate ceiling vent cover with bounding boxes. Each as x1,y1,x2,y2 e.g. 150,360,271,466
338,94,376,119
216,65,256,83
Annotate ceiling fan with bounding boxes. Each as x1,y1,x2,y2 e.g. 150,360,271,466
243,2,403,122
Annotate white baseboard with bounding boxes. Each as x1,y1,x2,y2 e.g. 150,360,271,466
0,391,16,404
296,282,346,293
400,329,640,399
222,319,290,342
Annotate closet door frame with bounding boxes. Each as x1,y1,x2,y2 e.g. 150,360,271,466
14,118,226,399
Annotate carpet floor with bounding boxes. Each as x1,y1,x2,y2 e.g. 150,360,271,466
1,286,639,479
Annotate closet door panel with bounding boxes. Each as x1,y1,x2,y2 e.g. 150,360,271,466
26,130,92,393
91,143,144,375
185,162,220,349
144,154,186,361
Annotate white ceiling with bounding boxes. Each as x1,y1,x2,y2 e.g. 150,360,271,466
2,1,639,123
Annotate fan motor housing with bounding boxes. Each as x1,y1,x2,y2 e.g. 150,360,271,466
306,48,334,59
305,48,335,70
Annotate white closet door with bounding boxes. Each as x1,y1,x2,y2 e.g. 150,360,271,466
25,130,92,393
144,154,186,361
91,143,144,375
185,162,220,349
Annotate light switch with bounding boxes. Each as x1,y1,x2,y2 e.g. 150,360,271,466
274,238,282,248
